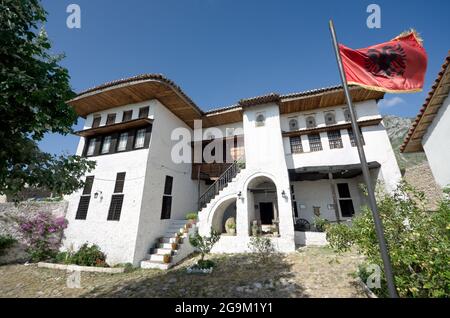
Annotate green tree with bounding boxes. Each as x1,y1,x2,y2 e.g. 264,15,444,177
0,0,95,199
326,181,450,298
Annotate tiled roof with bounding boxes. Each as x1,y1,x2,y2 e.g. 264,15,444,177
400,51,450,153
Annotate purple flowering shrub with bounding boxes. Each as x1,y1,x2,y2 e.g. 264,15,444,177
18,212,68,262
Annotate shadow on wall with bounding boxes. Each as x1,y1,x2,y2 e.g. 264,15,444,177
80,253,309,298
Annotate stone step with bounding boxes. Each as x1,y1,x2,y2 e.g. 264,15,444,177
155,248,174,255
141,260,172,270
159,242,178,249
149,254,172,262
161,237,182,243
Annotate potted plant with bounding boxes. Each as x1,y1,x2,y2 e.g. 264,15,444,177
185,212,198,225
171,242,178,250
225,217,236,236
163,254,171,264
227,222,236,236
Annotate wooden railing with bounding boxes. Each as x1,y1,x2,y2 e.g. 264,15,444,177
198,157,245,210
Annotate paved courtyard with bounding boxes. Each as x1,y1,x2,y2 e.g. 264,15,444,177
0,246,367,298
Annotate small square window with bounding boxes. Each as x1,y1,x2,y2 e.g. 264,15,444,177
255,113,266,127
306,116,316,128
92,116,101,128
139,107,149,119
122,110,133,122
106,114,116,125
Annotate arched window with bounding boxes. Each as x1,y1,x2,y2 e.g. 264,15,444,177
305,116,316,128
344,109,351,122
255,113,266,127
325,112,336,125
288,118,299,131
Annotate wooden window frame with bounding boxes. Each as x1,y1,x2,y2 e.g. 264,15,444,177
308,133,323,152
122,110,133,122
139,106,150,119
348,129,365,147
337,183,355,218
290,136,303,154
106,113,116,125
134,128,146,149
327,130,343,149
92,116,101,128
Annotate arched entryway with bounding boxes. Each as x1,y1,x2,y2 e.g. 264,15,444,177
246,176,279,235
210,197,237,235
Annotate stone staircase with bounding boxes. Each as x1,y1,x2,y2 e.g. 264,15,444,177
141,220,196,270
198,157,246,210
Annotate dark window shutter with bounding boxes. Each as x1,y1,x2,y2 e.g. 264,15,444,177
107,194,124,221
139,106,149,119
160,196,172,220
114,172,126,193
83,176,95,195
163,176,173,195
75,196,91,220
122,110,133,122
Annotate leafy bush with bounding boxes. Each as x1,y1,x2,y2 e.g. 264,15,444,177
248,236,275,263
197,259,215,269
17,212,68,262
69,244,108,267
185,212,198,221
189,228,220,263
326,181,450,298
314,217,329,232
0,235,16,256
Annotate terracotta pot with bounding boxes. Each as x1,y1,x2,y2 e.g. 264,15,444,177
171,243,178,250
163,254,171,264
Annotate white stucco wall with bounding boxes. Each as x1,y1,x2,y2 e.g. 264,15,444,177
283,101,401,193
132,99,198,265
422,95,450,187
291,177,366,224
64,101,151,265
65,99,198,266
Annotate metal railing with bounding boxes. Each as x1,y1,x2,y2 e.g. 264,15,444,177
198,157,245,211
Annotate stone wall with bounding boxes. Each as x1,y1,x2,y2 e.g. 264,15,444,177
403,162,443,211
0,201,68,264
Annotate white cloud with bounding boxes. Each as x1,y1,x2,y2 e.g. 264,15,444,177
378,97,406,108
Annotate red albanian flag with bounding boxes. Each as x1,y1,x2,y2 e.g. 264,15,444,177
339,32,427,93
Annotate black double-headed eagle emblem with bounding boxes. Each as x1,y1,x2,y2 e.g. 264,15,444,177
365,44,407,77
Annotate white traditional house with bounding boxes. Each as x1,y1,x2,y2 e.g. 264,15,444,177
401,51,450,188
63,74,401,268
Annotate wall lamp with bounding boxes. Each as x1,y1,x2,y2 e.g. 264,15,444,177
94,190,103,200
281,190,288,199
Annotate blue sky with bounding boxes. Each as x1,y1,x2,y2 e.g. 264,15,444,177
39,0,450,155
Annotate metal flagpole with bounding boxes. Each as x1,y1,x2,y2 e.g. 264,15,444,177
328,20,398,298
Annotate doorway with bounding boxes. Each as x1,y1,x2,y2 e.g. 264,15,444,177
259,202,274,224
